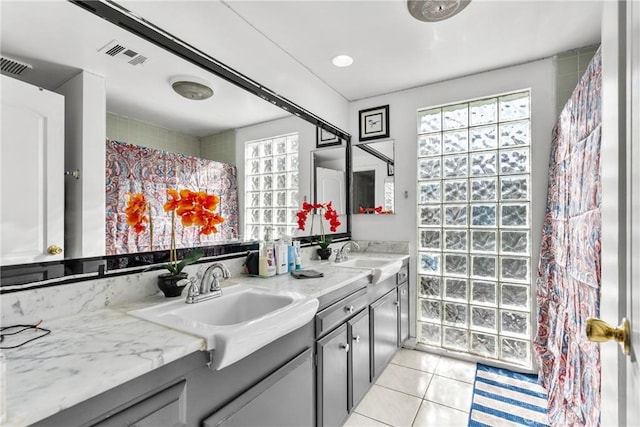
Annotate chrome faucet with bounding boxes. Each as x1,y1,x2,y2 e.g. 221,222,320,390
183,262,230,304
335,241,360,263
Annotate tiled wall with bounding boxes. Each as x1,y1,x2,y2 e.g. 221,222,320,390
106,112,201,157
557,44,599,113
106,113,238,164
201,129,236,164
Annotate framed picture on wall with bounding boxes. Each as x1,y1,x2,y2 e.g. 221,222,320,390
316,126,341,148
387,162,394,177
359,105,389,141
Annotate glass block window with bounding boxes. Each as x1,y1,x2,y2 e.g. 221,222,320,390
416,91,532,368
244,133,299,241
384,180,395,213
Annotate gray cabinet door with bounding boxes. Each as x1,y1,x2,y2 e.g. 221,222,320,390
370,289,398,380
348,309,370,410
203,349,313,427
398,282,409,345
317,323,349,427
93,380,186,427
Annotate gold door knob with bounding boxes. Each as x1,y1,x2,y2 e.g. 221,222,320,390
47,245,63,255
586,317,630,356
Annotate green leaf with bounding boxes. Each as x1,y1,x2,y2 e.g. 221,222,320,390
173,249,205,274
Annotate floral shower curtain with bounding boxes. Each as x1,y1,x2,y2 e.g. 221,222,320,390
534,47,602,426
105,140,239,254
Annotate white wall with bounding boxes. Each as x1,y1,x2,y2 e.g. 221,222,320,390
348,58,557,338
57,71,106,259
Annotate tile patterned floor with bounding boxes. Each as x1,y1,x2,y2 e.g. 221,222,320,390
344,349,476,427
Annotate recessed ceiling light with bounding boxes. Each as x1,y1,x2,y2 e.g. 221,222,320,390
332,55,354,67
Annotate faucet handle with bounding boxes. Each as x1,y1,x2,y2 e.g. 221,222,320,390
183,278,200,303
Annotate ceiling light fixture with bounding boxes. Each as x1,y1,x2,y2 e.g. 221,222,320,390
170,77,213,100
332,54,354,68
407,0,471,22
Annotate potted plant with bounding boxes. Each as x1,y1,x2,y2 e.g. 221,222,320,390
125,189,225,297
296,201,341,260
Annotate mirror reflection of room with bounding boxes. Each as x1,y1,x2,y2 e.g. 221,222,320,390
352,140,395,214
312,147,347,216
0,0,349,268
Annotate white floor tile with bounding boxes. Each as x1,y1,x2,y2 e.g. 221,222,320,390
375,363,433,398
424,375,474,412
412,400,469,427
343,412,391,427
391,348,440,373
434,356,477,383
355,385,422,427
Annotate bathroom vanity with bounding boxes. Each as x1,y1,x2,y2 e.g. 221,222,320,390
3,253,409,427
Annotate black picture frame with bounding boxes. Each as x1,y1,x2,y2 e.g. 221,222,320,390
387,162,395,177
359,105,389,141
316,126,341,148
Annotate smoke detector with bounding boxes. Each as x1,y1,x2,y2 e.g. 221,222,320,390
407,0,471,22
98,40,148,66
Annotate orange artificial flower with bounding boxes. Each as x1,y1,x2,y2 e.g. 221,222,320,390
163,189,180,212
125,193,148,233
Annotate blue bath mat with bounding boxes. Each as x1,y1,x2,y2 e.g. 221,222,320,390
468,364,550,427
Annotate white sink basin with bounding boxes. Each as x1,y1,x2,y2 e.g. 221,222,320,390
334,257,403,284
128,285,318,370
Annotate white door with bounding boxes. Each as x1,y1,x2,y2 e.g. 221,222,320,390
599,1,639,425
316,167,345,214
0,75,65,265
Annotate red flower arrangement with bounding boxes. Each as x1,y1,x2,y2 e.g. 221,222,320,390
125,189,225,275
296,201,341,249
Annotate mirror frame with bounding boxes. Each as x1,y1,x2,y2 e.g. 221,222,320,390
1,0,351,289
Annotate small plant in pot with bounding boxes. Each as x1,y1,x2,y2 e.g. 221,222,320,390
296,201,341,260
125,189,225,297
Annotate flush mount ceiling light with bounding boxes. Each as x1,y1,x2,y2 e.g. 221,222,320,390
407,0,471,22
332,54,354,67
170,77,213,100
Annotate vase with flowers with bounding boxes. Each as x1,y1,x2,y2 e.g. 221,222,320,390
125,188,225,297
296,201,341,260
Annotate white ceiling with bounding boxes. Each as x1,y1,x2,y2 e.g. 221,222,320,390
120,0,603,102
1,0,603,136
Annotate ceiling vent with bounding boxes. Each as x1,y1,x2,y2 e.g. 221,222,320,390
98,40,148,66
1,56,32,76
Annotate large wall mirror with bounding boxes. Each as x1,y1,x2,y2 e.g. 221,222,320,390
352,140,395,215
0,0,350,287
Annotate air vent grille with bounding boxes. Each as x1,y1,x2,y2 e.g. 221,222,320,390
128,55,148,66
105,44,126,56
1,57,32,76
99,40,148,66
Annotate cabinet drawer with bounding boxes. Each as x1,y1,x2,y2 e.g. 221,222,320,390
397,264,408,285
315,287,367,338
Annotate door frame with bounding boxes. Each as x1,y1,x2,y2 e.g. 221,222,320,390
600,1,639,424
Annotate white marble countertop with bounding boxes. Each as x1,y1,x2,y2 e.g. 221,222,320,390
1,254,408,427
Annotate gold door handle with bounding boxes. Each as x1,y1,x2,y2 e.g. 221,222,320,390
586,317,630,356
47,245,63,255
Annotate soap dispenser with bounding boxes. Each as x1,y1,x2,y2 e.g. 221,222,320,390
259,227,276,277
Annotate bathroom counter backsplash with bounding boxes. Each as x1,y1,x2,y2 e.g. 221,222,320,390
1,240,409,325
